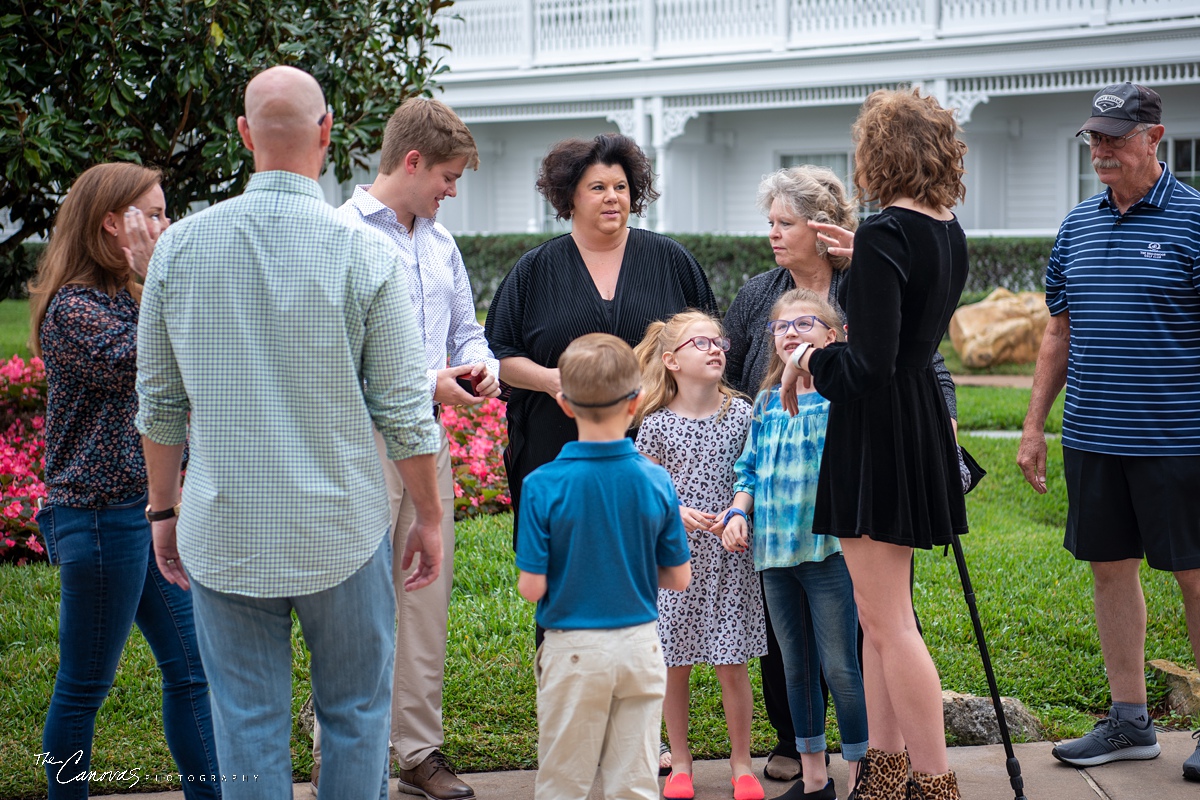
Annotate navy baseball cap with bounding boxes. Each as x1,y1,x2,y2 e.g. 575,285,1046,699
1077,82,1162,137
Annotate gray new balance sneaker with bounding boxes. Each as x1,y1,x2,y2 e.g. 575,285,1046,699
1183,731,1200,782
1052,715,1160,767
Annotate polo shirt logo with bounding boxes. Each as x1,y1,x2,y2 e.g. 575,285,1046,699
1141,242,1165,259
1094,94,1126,112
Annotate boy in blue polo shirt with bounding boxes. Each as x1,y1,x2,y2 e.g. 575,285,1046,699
516,333,692,800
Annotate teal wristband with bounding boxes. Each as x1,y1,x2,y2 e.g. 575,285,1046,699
722,507,748,526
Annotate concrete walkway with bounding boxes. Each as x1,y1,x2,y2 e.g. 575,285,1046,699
952,374,1034,389
93,730,1198,800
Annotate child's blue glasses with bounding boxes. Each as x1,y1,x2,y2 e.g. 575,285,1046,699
766,316,833,336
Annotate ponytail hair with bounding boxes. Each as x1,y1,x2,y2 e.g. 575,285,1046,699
633,309,743,428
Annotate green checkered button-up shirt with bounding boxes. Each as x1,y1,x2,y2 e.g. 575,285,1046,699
136,171,441,597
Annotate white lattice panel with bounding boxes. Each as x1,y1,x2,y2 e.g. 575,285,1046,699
1107,0,1200,22
939,0,1096,35
534,0,642,64
656,0,776,51
437,0,527,68
789,0,926,46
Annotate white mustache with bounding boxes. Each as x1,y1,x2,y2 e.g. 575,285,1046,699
1093,157,1121,169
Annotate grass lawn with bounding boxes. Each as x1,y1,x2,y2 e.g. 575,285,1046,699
2,433,1195,798
0,299,31,358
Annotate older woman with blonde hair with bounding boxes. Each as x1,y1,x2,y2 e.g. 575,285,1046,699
781,89,970,800
724,164,957,788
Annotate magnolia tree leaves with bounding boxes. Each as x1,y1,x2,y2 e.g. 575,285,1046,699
0,0,454,266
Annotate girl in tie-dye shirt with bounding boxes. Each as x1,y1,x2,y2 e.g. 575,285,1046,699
719,287,868,800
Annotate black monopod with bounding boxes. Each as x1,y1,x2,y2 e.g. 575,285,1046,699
951,447,1029,800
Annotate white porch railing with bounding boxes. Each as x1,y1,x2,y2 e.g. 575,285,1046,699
435,0,1200,70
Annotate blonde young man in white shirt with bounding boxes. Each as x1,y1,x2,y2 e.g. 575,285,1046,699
312,97,500,800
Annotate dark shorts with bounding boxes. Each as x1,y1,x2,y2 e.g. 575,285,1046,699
1063,446,1200,572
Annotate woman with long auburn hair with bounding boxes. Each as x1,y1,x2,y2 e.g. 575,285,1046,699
29,162,220,799
780,89,970,800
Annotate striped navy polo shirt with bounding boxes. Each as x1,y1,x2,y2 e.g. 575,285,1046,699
1046,163,1200,456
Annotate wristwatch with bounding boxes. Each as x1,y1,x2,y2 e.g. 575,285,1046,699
722,507,749,526
788,342,813,371
145,503,181,523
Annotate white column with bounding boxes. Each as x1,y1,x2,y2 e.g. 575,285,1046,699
640,0,656,60
922,0,940,40
521,0,536,68
650,98,699,233
773,0,789,50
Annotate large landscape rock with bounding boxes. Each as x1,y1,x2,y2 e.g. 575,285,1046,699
942,690,1043,745
1147,659,1200,716
949,288,1049,369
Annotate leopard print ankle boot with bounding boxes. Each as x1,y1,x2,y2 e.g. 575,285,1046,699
847,747,909,800
906,769,962,800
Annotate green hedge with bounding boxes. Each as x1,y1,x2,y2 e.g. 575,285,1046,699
459,233,1052,312
2,235,1052,309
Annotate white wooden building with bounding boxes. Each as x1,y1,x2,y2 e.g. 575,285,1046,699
321,0,1200,237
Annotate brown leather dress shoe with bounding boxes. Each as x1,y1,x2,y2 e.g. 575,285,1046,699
396,750,475,800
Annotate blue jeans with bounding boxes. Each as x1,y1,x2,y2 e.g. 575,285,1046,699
38,493,219,800
761,553,868,761
190,534,395,800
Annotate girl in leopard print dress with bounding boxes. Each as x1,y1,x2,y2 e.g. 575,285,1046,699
634,310,768,800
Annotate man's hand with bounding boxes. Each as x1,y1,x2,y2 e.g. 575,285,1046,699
1017,430,1049,494
469,363,501,399
401,515,443,591
434,364,484,406
152,518,189,590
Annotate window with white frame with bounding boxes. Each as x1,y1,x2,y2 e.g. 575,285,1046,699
779,152,877,216
780,153,851,189
1074,136,1200,203
1171,137,1200,190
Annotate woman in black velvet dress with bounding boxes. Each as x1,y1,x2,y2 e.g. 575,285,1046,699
781,89,969,800
485,134,717,545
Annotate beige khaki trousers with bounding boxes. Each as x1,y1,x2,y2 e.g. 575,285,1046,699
314,429,456,771
534,622,666,800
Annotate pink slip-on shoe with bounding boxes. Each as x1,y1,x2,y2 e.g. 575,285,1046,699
732,773,766,800
663,771,695,799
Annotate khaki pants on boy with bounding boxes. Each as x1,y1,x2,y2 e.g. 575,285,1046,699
534,621,666,800
314,431,457,770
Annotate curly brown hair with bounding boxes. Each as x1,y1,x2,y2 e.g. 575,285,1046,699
852,89,967,210
537,134,660,220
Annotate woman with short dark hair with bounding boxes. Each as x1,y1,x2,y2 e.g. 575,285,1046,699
485,132,717,545
781,89,970,800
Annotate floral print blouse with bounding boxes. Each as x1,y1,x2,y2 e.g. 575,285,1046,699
40,285,146,507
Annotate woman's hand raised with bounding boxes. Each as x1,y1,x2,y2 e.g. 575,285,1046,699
808,220,855,261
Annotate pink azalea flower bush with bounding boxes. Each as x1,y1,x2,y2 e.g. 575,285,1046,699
1,355,48,565
0,354,513,564
441,398,511,520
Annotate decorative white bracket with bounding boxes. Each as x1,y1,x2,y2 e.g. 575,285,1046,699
605,109,640,139
947,90,990,124
660,108,699,147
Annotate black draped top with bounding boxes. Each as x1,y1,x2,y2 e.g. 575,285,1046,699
485,229,718,537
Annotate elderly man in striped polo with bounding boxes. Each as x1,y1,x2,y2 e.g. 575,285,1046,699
1018,82,1200,782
